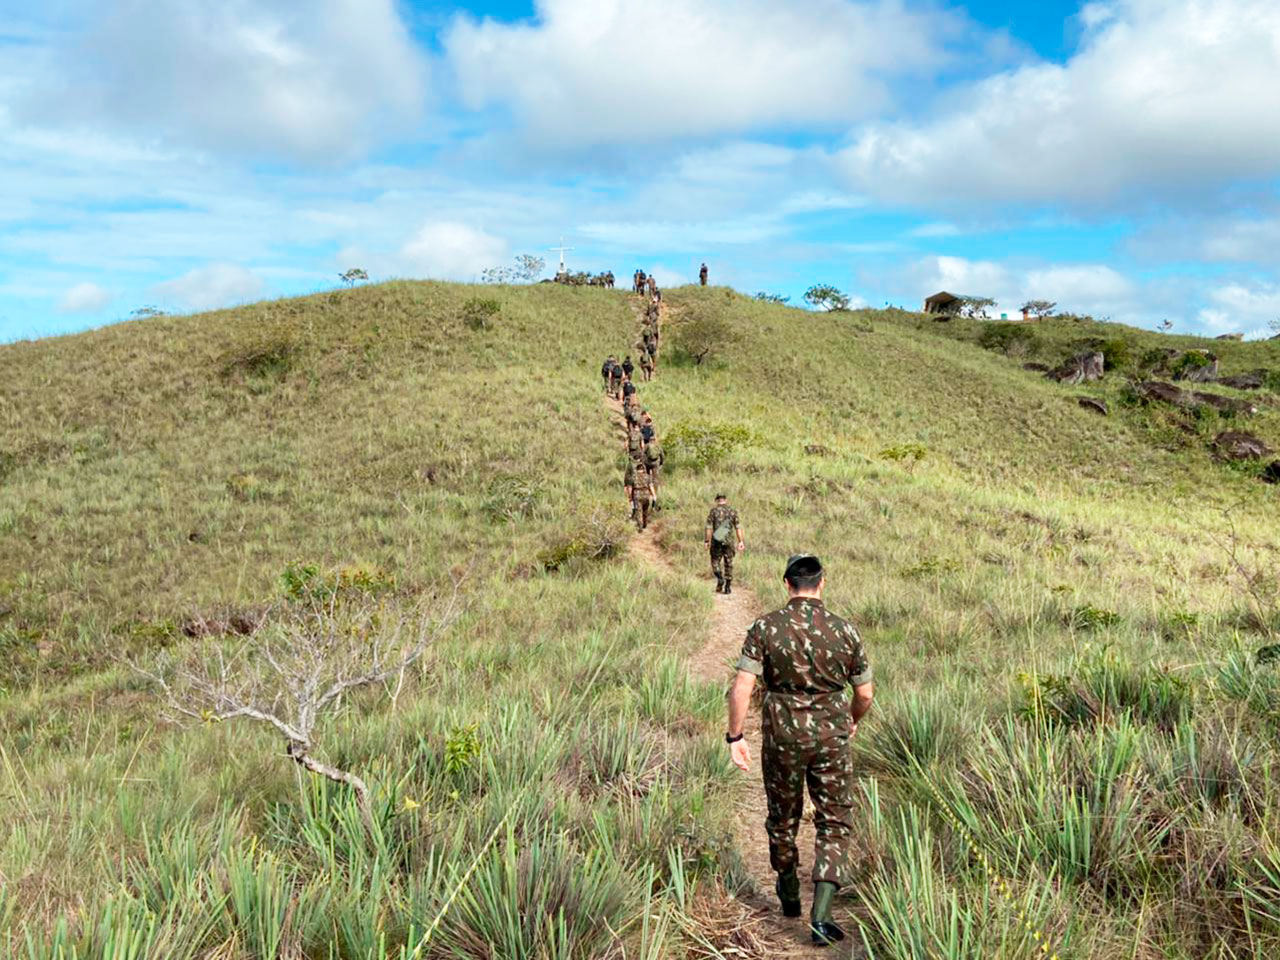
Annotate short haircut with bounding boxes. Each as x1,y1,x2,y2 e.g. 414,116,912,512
784,554,824,589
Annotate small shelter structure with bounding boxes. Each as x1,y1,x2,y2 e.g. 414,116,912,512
923,291,962,316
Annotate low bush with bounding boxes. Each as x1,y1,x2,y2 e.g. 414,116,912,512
461,297,501,331
978,323,1040,356
221,337,299,384
1016,657,1193,731
880,443,928,475
482,475,543,523
1171,350,1213,379
1068,603,1122,630
1098,338,1132,371
665,422,754,471
280,560,397,601
536,512,628,571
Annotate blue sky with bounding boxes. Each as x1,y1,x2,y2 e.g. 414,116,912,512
3,0,1280,341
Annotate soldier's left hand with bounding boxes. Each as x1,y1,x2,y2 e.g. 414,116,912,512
730,738,751,772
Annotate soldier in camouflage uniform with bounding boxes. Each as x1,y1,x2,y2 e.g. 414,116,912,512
639,348,655,381
643,438,664,502
624,458,655,531
704,494,744,594
627,422,645,459
725,555,874,946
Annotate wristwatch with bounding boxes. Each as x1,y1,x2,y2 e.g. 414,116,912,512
725,732,744,744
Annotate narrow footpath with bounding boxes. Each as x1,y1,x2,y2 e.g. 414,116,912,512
602,294,847,957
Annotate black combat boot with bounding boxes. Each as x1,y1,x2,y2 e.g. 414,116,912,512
714,573,724,593
810,882,845,946
775,870,801,918
723,580,732,595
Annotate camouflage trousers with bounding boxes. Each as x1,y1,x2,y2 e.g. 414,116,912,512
762,734,854,885
632,495,652,531
709,542,735,583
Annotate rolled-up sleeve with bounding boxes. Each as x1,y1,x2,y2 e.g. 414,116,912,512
845,623,872,687
737,620,764,676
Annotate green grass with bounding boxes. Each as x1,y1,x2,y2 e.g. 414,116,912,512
4,281,1280,956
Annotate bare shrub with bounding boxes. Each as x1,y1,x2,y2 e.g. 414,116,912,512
135,583,461,828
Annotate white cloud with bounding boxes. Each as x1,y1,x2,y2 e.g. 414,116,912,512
31,0,427,162
907,222,961,238
1201,218,1280,265
902,255,1138,319
398,222,508,280
1023,264,1134,304
57,281,111,314
445,0,968,146
840,0,1280,208
153,263,266,311
1200,283,1280,337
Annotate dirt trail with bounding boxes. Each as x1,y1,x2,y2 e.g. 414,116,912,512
602,345,838,956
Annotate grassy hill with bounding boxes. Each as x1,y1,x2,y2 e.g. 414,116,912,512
3,282,1280,957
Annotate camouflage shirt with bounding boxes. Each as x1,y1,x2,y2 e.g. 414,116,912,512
705,504,739,538
625,460,652,491
738,598,872,744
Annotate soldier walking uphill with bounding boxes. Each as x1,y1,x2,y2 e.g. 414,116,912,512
704,494,744,594
624,458,656,531
601,356,618,395
699,262,709,286
726,555,874,947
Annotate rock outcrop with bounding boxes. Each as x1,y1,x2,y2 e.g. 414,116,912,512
1078,397,1109,416
1217,370,1269,390
1172,350,1219,383
1048,352,1105,385
1211,431,1271,462
1136,381,1258,415
1216,332,1245,341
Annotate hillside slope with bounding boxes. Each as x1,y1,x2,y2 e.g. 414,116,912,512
3,282,1280,957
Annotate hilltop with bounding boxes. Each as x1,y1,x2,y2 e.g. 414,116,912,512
3,282,1280,957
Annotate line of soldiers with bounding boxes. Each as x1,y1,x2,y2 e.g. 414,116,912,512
632,269,662,297
601,265,872,949
601,286,666,531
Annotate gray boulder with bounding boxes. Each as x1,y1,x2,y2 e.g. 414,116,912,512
1212,431,1271,462
1078,397,1109,416
1172,350,1219,383
1049,351,1105,385
1217,370,1268,390
1137,381,1258,415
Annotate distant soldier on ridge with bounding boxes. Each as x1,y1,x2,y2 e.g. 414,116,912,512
726,554,874,947
699,262,709,286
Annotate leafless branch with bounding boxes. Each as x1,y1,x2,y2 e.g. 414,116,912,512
132,575,464,828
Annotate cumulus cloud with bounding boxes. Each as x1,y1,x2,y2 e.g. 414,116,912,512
398,222,508,280
445,0,970,145
902,255,1137,319
154,263,266,311
840,0,1280,209
32,0,427,162
57,281,111,314
1199,283,1280,337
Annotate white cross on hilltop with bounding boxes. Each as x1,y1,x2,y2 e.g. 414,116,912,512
549,237,573,274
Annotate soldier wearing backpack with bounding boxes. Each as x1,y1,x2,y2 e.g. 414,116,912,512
644,438,664,501
601,356,617,394
625,459,656,531
705,494,745,594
